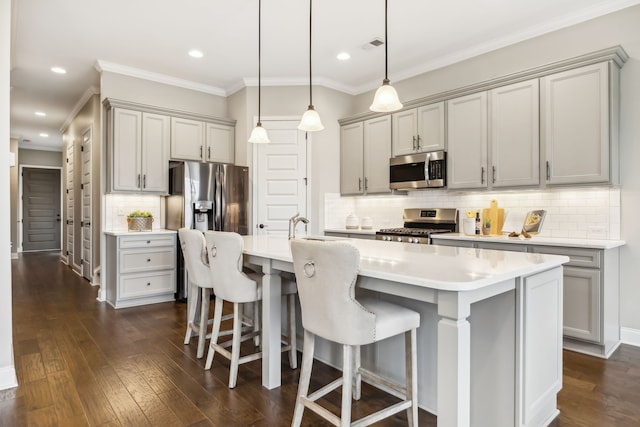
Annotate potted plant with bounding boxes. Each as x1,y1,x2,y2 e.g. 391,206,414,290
127,210,154,232
482,217,492,235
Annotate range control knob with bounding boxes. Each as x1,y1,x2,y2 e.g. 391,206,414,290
396,237,402,242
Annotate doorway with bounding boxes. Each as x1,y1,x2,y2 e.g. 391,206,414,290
253,119,308,236
81,127,92,280
21,167,62,252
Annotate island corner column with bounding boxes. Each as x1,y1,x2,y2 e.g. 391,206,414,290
260,259,283,389
436,290,472,427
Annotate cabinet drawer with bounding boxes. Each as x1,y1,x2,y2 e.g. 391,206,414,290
530,245,601,268
119,234,176,249
119,271,176,299
120,248,175,273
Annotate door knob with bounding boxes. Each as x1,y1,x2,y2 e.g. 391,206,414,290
258,224,266,229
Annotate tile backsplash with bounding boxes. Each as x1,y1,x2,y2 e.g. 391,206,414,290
104,194,163,231
325,187,621,240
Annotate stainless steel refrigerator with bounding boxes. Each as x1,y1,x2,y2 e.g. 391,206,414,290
165,161,250,299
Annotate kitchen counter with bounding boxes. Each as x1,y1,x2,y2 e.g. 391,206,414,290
243,235,568,426
104,229,177,236
432,232,625,249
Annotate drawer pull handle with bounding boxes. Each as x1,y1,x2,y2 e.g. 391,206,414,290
147,282,151,286
147,258,151,262
147,240,151,244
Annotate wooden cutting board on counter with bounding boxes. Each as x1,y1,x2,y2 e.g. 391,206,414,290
482,199,505,235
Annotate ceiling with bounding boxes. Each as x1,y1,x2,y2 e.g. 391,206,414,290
10,0,640,152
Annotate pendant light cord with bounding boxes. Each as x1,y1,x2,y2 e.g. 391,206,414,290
308,0,313,107
384,0,389,84
257,0,262,124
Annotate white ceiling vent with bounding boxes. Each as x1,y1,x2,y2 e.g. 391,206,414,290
362,38,384,50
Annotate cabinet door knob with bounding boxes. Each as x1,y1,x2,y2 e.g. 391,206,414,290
146,282,151,287
147,258,151,262
146,240,151,244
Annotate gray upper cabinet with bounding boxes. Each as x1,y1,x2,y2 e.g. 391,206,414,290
447,92,488,189
340,116,392,195
392,102,445,156
205,122,234,164
489,79,540,188
541,62,615,185
340,122,364,195
170,117,235,164
109,108,169,194
170,117,204,161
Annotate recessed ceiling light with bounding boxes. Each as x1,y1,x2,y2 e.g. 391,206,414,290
40,133,49,137
35,111,46,117
337,52,351,61
188,49,204,58
51,67,67,74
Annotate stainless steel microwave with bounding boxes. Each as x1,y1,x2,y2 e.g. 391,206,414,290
389,151,446,190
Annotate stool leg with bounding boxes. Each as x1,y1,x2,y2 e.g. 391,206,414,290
353,344,361,401
196,288,210,358
287,294,297,369
341,344,353,427
184,281,200,344
205,297,224,370
406,328,418,427
229,302,243,388
292,329,315,427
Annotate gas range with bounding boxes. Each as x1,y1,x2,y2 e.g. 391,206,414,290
375,208,458,244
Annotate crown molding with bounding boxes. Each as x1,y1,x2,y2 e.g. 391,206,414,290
95,60,227,97
232,76,357,96
60,85,99,133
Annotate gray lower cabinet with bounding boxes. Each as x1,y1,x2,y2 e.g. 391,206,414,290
431,236,620,358
105,233,177,309
324,231,376,240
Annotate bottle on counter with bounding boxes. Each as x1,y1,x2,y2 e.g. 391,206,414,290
475,212,481,235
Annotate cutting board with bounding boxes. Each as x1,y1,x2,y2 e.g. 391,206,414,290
482,200,505,235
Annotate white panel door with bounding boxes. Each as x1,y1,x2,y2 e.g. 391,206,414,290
66,141,74,265
81,128,92,280
255,120,307,236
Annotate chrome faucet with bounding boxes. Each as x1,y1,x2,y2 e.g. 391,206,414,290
288,212,309,239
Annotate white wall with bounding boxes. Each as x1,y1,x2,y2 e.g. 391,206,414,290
350,6,640,336
1,0,18,390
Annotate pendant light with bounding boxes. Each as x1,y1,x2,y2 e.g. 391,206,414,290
249,0,270,143
298,0,324,132
370,0,403,112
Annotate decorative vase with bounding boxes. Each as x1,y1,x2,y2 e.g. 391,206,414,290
482,225,491,235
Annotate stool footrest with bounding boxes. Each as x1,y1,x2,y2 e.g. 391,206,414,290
359,368,407,396
307,377,343,402
351,401,412,427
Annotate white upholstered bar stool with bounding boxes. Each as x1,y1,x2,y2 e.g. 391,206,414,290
178,228,220,359
204,231,298,388
290,239,420,427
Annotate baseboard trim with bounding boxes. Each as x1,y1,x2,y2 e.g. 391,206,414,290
621,327,640,348
0,365,18,391
10,253,18,260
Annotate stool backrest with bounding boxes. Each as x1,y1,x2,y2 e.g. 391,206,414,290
204,231,259,303
290,239,375,346
178,228,212,288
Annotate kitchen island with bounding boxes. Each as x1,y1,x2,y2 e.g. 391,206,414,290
243,235,568,427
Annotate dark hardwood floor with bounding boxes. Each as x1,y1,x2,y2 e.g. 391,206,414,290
3,252,640,426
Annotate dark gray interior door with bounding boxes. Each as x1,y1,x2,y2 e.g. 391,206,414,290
22,168,61,251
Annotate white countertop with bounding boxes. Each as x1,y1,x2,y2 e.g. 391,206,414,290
431,232,625,250
104,229,177,236
243,235,568,292
324,228,377,235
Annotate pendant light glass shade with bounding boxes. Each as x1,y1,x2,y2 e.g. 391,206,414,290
370,79,403,112
298,0,323,132
249,0,269,143
298,105,324,131
370,0,403,113
248,123,270,143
